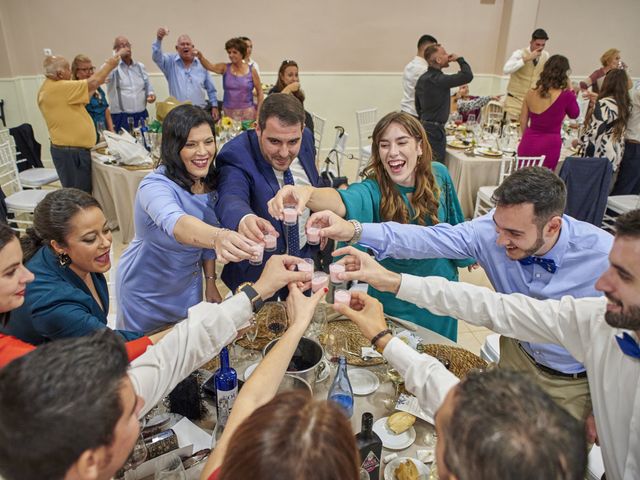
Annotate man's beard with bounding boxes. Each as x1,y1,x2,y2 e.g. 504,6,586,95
604,294,640,330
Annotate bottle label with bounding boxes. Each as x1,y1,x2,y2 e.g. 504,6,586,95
216,386,238,427
361,450,380,473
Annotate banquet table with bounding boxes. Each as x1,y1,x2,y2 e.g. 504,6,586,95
223,319,457,479
444,146,573,219
91,153,152,243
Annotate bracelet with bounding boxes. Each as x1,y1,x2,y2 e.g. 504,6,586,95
212,228,229,247
348,220,363,245
370,328,392,348
204,274,217,280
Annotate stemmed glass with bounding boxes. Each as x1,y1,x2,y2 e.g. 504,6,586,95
154,452,186,480
122,424,148,472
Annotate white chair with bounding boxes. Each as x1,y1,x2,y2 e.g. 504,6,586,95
311,112,326,167
482,100,504,127
355,108,378,174
0,141,49,232
0,129,58,188
473,155,545,217
602,194,640,231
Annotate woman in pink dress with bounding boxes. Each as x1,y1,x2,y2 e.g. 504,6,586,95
517,55,580,171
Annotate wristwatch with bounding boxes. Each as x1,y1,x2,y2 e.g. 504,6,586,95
237,282,264,314
348,219,363,245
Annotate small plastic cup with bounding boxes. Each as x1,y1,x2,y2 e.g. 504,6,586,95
329,263,346,284
334,289,351,306
312,271,329,293
249,244,264,265
283,206,298,226
306,226,320,245
264,234,277,252
297,258,314,272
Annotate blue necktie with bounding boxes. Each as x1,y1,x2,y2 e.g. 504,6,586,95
518,256,557,274
615,332,640,359
283,169,299,256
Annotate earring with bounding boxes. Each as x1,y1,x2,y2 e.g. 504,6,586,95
57,252,71,267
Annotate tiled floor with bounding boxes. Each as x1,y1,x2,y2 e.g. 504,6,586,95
110,230,497,356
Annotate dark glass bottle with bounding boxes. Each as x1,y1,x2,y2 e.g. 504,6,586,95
213,347,238,431
327,356,354,418
355,412,382,480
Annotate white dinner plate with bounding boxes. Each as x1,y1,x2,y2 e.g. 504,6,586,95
349,368,380,395
373,417,417,450
384,457,430,480
475,147,503,157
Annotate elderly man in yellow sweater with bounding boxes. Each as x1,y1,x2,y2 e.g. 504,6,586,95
37,49,124,192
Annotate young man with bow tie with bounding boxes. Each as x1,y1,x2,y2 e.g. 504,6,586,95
310,166,613,421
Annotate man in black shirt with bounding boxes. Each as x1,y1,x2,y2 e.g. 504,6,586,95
415,44,473,162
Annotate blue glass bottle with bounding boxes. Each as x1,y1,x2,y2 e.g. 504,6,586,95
139,119,151,151
328,356,354,418
213,347,238,430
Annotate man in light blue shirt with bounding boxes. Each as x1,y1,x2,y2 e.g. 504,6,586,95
152,27,219,120
315,167,613,420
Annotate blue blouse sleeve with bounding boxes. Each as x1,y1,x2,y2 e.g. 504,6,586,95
137,173,188,239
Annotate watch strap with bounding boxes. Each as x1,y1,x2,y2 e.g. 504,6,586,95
239,284,264,313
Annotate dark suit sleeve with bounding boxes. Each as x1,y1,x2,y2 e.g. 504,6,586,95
215,144,258,231
415,74,426,117
433,58,473,89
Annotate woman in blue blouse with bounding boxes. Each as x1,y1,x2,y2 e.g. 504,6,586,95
3,188,144,344
268,112,473,340
116,105,256,333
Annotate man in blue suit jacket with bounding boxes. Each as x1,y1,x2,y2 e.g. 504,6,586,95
216,93,320,294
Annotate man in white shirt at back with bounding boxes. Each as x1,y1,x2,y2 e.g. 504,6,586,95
400,34,438,117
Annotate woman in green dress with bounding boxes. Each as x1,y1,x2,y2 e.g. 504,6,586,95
267,111,473,340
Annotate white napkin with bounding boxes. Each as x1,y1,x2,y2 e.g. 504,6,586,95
103,130,151,166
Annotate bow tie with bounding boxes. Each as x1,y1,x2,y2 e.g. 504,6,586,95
518,256,557,273
615,332,640,359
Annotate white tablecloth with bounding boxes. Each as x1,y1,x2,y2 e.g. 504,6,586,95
91,154,152,243
444,147,572,219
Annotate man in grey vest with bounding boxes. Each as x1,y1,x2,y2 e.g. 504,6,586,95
503,28,549,120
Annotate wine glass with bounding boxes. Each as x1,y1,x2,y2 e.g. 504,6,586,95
266,302,288,338
122,426,148,471
324,333,347,362
154,453,186,480
306,303,327,340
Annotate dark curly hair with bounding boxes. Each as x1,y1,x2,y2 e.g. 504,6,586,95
224,37,247,58
534,54,570,98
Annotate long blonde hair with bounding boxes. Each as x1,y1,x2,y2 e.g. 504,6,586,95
362,112,440,225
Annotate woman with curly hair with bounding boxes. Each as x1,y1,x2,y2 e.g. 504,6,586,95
517,54,580,171
266,112,473,339
578,69,632,176
197,37,264,121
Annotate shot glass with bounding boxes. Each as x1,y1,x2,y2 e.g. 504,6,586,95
312,271,329,293
306,225,320,245
297,258,314,273
283,204,298,226
249,244,264,266
329,262,346,284
263,233,277,252
333,289,351,306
